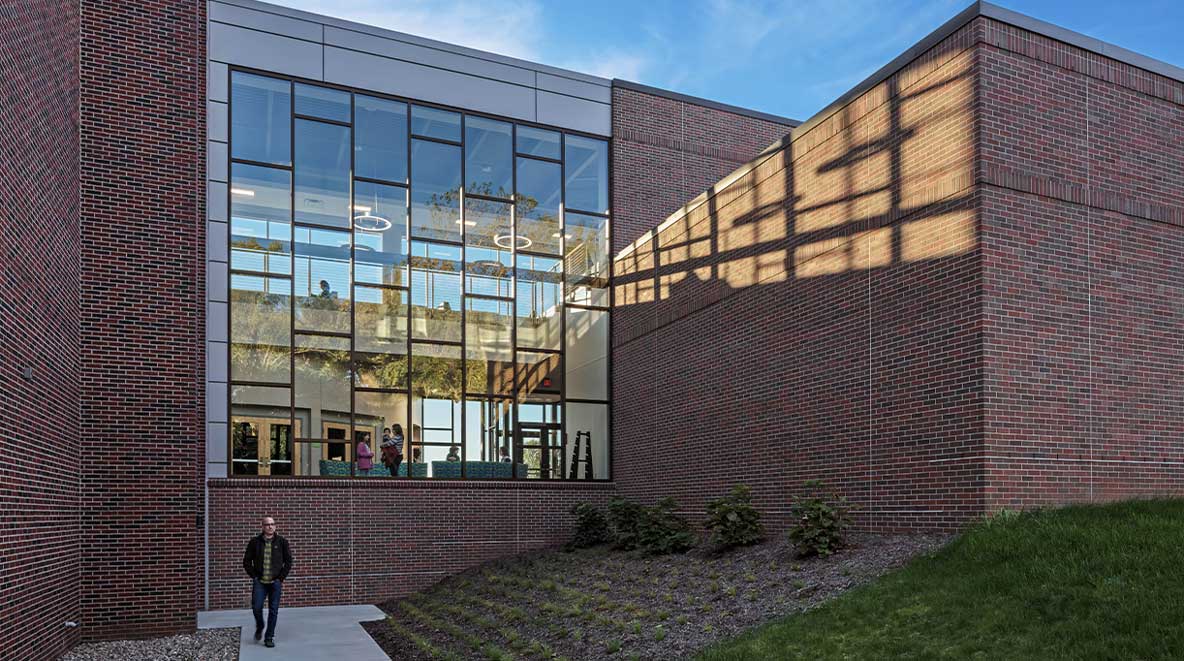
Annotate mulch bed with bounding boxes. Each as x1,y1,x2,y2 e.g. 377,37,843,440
364,533,949,660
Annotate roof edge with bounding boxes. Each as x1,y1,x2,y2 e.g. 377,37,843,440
615,0,1184,261
611,79,800,127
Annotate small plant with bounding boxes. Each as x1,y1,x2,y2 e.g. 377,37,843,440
744,572,757,583
567,502,611,550
656,609,670,621
788,480,854,558
704,484,766,549
653,625,667,642
605,639,622,654
724,585,737,598
676,615,689,625
791,579,806,590
631,620,642,634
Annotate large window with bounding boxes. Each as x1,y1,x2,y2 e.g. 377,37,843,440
227,71,611,480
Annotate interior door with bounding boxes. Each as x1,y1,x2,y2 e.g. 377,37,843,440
515,422,564,479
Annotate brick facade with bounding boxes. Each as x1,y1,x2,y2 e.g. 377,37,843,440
206,480,614,609
78,0,206,642
612,16,1184,531
0,2,81,659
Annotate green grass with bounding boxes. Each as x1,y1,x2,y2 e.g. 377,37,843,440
699,499,1184,660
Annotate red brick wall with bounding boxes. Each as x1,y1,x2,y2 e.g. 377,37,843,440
79,0,205,641
978,19,1184,510
0,2,81,658
611,87,795,253
207,480,614,608
612,21,986,532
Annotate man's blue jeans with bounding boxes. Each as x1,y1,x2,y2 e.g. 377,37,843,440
251,578,282,640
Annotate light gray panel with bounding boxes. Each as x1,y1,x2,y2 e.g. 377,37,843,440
324,46,535,123
536,90,611,136
324,26,535,87
209,22,323,80
208,220,229,263
207,341,229,383
208,101,228,143
206,461,229,479
208,141,228,182
536,72,611,104
208,61,229,102
208,181,228,222
207,381,228,422
210,1,322,42
208,301,228,342
208,260,228,303
207,422,228,463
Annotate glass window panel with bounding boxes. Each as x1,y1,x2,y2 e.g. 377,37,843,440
464,198,512,298
294,334,351,445
516,125,560,160
565,135,609,214
410,242,461,341
355,286,408,389
564,212,609,306
464,398,514,468
231,384,293,476
516,255,562,350
355,95,408,183
515,157,562,255
412,443,455,478
295,119,351,228
411,342,462,477
465,298,513,397
230,164,291,275
516,394,561,480
410,342,462,400
410,139,461,242
410,105,461,142
230,274,291,383
294,227,351,333
516,351,562,397
565,307,608,400
566,402,608,480
295,83,351,123
354,181,408,287
465,116,512,198
231,72,290,165
354,391,409,476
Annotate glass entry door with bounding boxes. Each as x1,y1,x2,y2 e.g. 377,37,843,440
515,422,564,479
232,417,298,475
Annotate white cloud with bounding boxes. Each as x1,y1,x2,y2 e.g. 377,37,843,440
273,0,545,61
558,50,650,81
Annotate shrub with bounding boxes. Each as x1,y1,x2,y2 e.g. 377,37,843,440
606,496,695,555
637,497,696,555
704,484,765,549
606,497,647,551
788,480,854,557
567,502,611,550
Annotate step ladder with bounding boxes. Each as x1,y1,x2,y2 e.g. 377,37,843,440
568,430,593,480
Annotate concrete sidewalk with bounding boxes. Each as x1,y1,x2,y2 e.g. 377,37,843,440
198,605,389,661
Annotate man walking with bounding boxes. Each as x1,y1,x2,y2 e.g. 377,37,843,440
242,516,293,648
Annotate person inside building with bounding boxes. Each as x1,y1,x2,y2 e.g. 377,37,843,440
356,433,374,476
242,516,293,648
381,423,404,477
498,447,512,463
446,444,460,462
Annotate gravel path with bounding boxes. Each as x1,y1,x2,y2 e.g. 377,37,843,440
62,627,239,661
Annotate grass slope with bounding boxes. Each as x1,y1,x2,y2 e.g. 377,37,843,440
700,499,1184,660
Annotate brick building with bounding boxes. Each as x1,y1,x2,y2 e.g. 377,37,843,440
2,0,1183,657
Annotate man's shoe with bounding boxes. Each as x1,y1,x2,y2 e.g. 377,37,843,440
264,639,275,648
254,627,263,642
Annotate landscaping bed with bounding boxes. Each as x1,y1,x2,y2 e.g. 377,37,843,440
61,627,239,661
363,532,948,660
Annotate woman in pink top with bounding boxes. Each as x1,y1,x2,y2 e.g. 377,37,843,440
356,434,375,476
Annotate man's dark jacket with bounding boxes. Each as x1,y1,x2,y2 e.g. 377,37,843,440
242,533,293,581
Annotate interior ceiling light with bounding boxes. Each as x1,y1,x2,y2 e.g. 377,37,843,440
354,212,392,232
494,233,532,250
454,219,477,226
230,188,255,197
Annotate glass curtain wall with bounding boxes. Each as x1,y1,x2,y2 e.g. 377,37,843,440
227,71,610,480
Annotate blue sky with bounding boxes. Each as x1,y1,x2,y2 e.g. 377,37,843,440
273,0,1184,122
